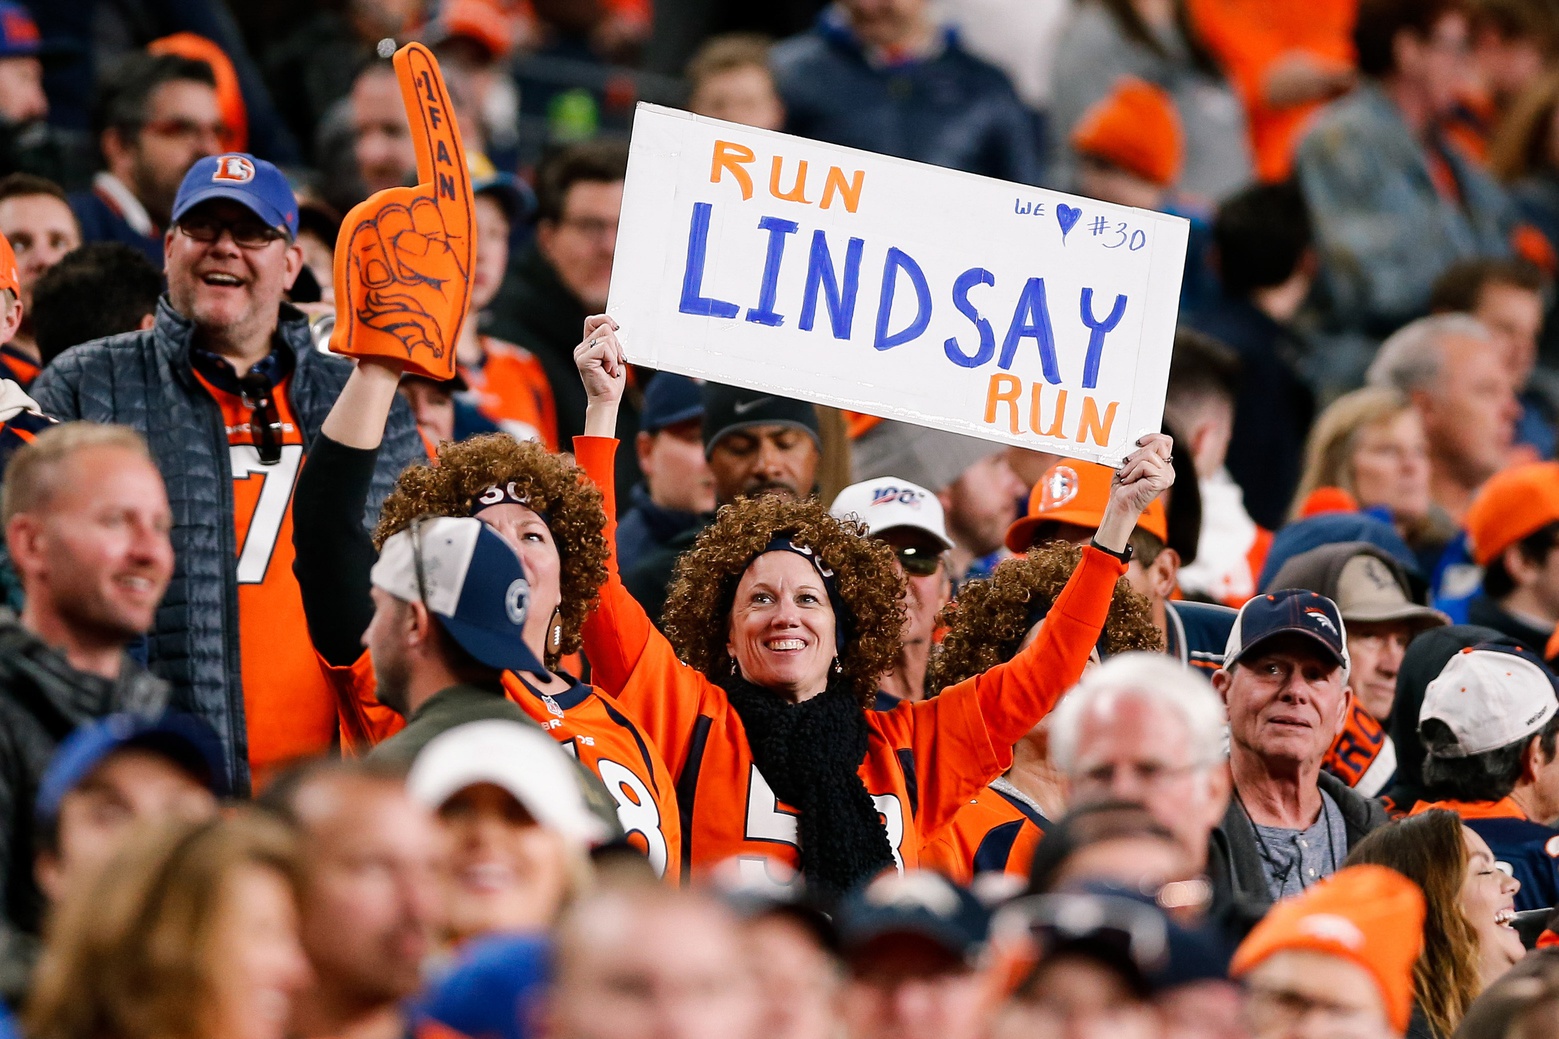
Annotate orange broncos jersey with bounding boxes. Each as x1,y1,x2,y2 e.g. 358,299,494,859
577,436,1122,881
920,782,1048,885
320,650,683,881
195,370,335,786
459,336,558,449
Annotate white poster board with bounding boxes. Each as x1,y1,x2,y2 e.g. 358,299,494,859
607,104,1190,466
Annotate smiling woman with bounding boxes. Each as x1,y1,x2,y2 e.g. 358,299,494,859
1346,809,1525,1038
574,314,1175,897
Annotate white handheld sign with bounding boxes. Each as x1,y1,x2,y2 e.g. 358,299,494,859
607,104,1190,466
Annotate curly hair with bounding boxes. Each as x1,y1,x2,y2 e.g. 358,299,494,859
928,541,1162,691
661,496,906,708
373,434,608,666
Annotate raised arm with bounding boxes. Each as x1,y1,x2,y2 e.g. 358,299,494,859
293,357,404,665
574,319,712,772
902,435,1176,831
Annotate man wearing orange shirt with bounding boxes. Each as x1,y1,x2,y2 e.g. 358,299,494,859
454,166,557,448
31,153,422,795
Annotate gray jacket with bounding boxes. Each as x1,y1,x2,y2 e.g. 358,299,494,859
30,297,421,794
1210,771,1387,914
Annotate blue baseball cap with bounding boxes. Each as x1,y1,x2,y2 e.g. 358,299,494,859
0,2,40,59
36,712,229,824
171,154,299,238
414,933,549,1039
472,170,537,226
1225,588,1350,672
370,516,547,675
641,373,704,433
837,871,990,962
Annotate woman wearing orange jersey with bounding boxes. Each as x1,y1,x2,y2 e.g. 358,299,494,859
292,356,682,881
572,317,1175,897
918,543,1164,884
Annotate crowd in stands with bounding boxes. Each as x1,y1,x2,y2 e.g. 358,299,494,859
3,0,1559,1038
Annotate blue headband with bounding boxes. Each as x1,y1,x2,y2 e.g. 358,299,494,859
470,481,550,524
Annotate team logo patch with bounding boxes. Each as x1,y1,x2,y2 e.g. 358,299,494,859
504,577,530,625
1546,836,1559,859
1297,913,1364,950
1041,465,1080,510
212,155,256,183
1303,607,1339,636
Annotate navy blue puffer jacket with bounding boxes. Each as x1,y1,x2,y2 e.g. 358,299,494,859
30,298,421,794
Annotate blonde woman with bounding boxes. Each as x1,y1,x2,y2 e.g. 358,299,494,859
1289,386,1432,543
27,812,310,1039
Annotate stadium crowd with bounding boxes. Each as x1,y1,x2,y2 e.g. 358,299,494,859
4,0,1559,1037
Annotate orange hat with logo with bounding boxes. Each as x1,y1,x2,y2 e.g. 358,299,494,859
0,230,18,301
1230,865,1425,1033
1071,76,1183,188
1464,462,1559,566
1005,459,1168,554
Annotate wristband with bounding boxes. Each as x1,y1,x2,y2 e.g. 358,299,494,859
1090,538,1134,564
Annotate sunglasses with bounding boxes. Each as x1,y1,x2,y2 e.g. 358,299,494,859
177,213,286,249
238,372,283,465
891,543,944,578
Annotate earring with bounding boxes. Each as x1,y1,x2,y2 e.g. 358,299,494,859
832,658,843,676
548,608,563,654
730,657,739,676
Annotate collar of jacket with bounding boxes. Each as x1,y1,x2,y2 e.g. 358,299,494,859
1214,770,1388,909
152,295,317,390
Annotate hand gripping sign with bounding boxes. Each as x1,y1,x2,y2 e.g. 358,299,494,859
332,43,473,379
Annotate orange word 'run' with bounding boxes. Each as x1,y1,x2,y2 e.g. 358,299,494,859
711,140,866,213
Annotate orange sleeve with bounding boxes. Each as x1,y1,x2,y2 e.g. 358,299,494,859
575,435,714,774
1185,0,1286,107
319,649,405,757
893,547,1125,833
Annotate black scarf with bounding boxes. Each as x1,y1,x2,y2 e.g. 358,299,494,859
722,672,896,899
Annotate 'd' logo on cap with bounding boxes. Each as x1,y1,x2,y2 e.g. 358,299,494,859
212,156,256,183
1041,465,1080,510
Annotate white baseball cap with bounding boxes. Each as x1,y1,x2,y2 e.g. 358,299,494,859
1419,646,1559,758
370,516,545,675
406,719,611,846
829,477,954,550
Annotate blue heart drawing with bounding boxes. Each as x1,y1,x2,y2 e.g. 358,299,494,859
1056,203,1082,241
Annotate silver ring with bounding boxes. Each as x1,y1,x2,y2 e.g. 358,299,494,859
588,338,598,348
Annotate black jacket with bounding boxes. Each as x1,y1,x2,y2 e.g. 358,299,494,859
0,616,168,1000
30,298,421,794
1209,771,1387,915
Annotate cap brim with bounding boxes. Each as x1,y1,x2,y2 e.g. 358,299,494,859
644,402,704,432
842,917,976,961
875,521,955,552
472,175,537,225
1341,603,1450,627
172,185,293,235
435,612,547,675
1006,512,1096,553
1230,626,1348,669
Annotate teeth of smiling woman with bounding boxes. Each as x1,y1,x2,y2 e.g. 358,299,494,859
1496,909,1516,927
768,639,805,651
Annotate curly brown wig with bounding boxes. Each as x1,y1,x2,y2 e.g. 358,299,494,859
661,496,907,708
373,434,608,666
928,541,1163,691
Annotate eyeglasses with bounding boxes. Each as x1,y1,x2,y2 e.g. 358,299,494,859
139,116,229,144
891,544,943,578
177,213,286,249
556,215,618,241
237,372,283,465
